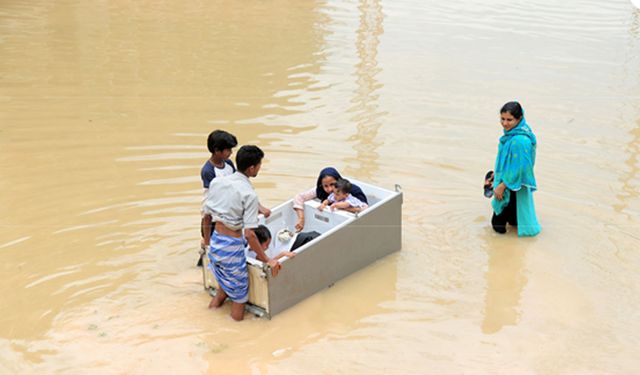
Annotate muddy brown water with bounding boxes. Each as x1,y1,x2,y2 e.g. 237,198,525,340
1,0,639,373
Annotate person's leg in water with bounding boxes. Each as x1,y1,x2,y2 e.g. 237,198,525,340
208,229,249,320
208,288,245,321
491,190,517,233
230,302,245,321
209,288,227,309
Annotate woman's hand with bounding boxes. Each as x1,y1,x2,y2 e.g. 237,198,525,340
295,218,305,232
494,182,506,200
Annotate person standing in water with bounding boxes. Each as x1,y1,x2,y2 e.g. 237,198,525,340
198,130,271,266
202,145,280,321
489,101,541,236
198,130,238,266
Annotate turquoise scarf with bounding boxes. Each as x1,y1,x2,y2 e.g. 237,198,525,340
491,117,541,237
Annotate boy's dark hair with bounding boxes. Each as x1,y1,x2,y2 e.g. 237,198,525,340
236,145,264,171
334,178,352,195
207,130,238,154
254,225,271,244
500,101,523,120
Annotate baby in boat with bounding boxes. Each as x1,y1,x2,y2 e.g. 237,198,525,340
318,178,368,213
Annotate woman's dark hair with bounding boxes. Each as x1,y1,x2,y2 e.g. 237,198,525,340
334,178,352,195
236,145,264,171
207,130,238,153
500,101,523,120
315,167,342,201
314,167,369,204
254,225,271,244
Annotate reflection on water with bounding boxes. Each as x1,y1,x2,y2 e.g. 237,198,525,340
481,239,528,334
2,0,640,373
614,11,640,218
344,0,385,180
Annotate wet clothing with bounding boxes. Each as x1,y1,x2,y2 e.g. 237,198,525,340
208,232,248,303
491,117,541,236
491,189,517,233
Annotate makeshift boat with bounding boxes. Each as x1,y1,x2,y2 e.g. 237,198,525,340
202,178,403,318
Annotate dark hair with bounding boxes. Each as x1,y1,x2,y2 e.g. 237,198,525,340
236,145,264,171
500,101,523,120
207,130,238,153
334,178,352,195
254,225,271,244
316,167,342,201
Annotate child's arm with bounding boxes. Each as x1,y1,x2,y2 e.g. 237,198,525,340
330,201,351,211
318,199,329,211
273,251,296,261
340,203,368,213
202,214,212,249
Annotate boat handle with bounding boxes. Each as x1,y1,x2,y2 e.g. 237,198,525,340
395,184,402,192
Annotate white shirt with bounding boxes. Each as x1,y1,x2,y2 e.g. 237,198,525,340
214,162,235,178
244,234,297,259
202,172,259,230
202,162,235,196
245,246,276,260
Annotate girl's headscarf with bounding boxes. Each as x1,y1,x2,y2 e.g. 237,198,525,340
315,167,368,204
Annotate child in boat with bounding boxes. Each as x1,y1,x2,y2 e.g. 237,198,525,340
245,225,296,261
318,178,368,213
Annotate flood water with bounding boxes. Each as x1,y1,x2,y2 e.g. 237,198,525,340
1,0,639,373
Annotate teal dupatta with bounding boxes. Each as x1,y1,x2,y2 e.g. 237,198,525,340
491,117,541,236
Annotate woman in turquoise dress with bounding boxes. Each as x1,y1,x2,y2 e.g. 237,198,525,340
490,101,541,236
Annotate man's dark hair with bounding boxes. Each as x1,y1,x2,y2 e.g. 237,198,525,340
207,130,238,153
334,178,352,195
254,225,271,244
500,101,523,120
236,145,264,171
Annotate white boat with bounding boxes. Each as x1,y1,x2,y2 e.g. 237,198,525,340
202,178,403,318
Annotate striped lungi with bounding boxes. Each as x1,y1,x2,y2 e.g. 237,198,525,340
207,231,249,303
